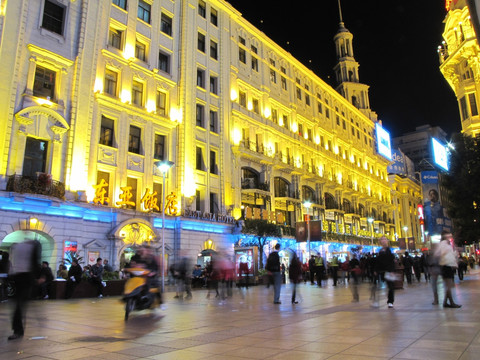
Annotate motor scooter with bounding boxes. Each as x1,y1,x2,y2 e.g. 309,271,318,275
123,267,162,321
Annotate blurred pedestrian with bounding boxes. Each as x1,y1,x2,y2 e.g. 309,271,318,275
372,237,395,308
103,259,113,272
315,255,325,287
402,251,413,284
266,243,282,304
65,258,82,299
330,256,339,286
173,253,192,300
428,244,441,305
0,250,10,301
39,261,54,299
349,254,361,302
308,255,315,285
435,231,462,308
288,252,302,304
8,240,42,340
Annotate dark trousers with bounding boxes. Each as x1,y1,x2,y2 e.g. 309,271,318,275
309,270,315,284
316,267,324,287
331,267,338,286
65,279,78,299
90,277,103,296
12,273,34,336
386,280,395,304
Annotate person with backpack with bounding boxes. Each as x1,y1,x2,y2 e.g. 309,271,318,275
266,243,282,304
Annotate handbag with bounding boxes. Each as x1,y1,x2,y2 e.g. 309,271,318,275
384,272,399,281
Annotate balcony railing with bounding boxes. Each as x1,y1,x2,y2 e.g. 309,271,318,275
6,174,65,200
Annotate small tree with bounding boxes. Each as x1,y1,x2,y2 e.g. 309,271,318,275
240,219,282,269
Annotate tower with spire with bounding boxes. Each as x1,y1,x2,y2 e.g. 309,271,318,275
333,0,377,121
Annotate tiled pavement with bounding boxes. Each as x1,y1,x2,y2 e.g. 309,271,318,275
1,270,480,360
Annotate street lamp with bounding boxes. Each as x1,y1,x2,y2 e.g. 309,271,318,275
304,201,312,258
156,160,174,293
403,226,408,237
368,217,374,252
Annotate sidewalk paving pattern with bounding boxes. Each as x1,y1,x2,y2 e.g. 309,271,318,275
1,270,480,359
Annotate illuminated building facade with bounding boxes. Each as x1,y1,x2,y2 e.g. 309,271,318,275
0,0,396,269
439,0,480,137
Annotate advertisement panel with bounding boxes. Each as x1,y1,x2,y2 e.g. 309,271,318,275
432,138,449,171
421,171,446,235
387,149,407,175
375,123,392,160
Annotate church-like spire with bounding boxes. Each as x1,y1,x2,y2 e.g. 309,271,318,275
333,0,377,121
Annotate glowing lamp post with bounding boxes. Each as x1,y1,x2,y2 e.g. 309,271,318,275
156,160,174,293
368,217,374,252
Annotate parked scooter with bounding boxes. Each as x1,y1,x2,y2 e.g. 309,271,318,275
123,267,162,321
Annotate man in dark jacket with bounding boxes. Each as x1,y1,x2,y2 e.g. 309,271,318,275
65,258,83,299
266,243,281,304
39,261,54,299
90,257,104,298
373,236,396,308
308,255,316,285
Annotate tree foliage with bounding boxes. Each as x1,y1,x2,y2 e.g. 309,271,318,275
240,219,282,269
442,133,480,245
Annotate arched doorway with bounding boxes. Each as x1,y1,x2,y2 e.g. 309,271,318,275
1,230,56,265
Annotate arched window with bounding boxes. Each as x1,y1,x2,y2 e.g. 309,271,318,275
274,177,290,198
342,199,352,213
325,193,337,209
302,185,315,203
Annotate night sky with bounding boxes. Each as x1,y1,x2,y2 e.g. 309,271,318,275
226,0,461,138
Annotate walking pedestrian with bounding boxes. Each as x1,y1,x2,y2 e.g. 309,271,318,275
435,231,462,308
372,237,395,308
266,243,282,304
330,256,339,286
308,255,315,285
288,252,302,304
349,254,361,302
8,239,42,340
89,257,104,298
428,244,441,305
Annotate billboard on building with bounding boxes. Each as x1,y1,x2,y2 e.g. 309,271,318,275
421,171,446,235
375,123,392,160
432,138,449,171
387,149,407,175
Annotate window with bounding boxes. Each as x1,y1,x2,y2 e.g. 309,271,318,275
100,116,114,147
112,0,127,10
198,33,206,52
469,93,478,117
158,51,170,73
154,134,165,160
104,68,118,96
460,96,468,120
281,76,287,90
156,91,167,116
195,189,202,211
137,0,151,24
252,98,259,114
128,125,141,154
210,8,218,26
34,65,56,100
272,109,278,124
153,182,162,212
196,104,204,127
251,57,258,72
197,69,205,88
210,76,218,94
209,110,218,133
210,192,219,213
317,102,322,114
239,36,246,45
296,87,302,100
42,0,65,35
160,13,172,36
305,94,310,106
132,80,143,106
239,48,246,63
108,28,123,49
198,0,206,17
239,91,246,107
270,69,276,83
196,146,204,170
210,150,217,174
23,137,48,177
135,40,146,61
210,40,218,60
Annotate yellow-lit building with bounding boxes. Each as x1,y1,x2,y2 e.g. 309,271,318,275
0,0,397,269
439,0,480,137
